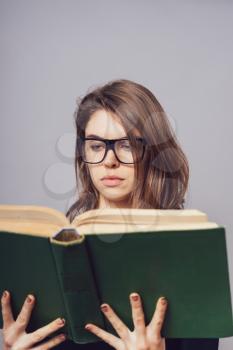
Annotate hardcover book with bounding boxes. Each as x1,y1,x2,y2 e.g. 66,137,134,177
0,205,232,344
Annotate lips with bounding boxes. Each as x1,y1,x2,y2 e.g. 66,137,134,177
101,176,124,187
101,176,124,180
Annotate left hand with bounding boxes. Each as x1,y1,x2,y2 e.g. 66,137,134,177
85,293,167,350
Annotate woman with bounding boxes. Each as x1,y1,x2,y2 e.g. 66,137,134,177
1,79,219,349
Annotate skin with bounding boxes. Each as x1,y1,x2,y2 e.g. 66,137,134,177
1,109,167,349
85,295,167,350
85,109,137,209
1,291,66,349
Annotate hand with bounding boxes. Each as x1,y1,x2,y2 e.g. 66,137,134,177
1,290,67,350
85,293,167,350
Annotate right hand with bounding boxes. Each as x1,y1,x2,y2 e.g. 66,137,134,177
1,290,67,350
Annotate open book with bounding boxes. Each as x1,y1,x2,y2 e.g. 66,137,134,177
0,205,232,344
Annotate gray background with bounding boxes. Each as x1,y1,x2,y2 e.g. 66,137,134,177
0,0,232,349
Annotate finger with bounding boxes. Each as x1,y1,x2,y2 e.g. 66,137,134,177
15,294,36,331
85,323,121,349
31,333,66,350
1,290,14,327
129,293,146,336
27,317,66,348
100,303,129,340
148,297,168,337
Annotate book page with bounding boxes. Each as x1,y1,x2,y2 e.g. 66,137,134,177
0,205,70,237
72,208,211,227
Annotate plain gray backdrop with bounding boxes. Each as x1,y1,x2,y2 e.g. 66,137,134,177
0,0,232,349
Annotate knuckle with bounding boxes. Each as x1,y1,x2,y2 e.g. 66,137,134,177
116,327,128,339
115,324,123,332
39,345,48,350
33,331,43,343
151,338,162,347
1,299,9,309
95,329,101,336
136,343,148,350
1,310,7,319
95,326,102,335
108,313,116,321
133,302,142,309
159,303,167,312
135,316,144,324
159,310,166,319
51,338,61,347
115,324,126,335
17,315,27,326
94,327,104,338
119,328,128,339
156,308,163,317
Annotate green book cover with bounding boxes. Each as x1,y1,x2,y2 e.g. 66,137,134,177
0,205,232,344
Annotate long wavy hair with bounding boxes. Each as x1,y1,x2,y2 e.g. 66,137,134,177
66,79,189,222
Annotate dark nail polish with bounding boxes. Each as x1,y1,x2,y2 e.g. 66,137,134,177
100,304,108,312
27,295,34,303
59,333,66,340
57,318,65,325
160,297,167,305
132,294,139,301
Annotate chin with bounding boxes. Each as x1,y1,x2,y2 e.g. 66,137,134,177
102,192,130,202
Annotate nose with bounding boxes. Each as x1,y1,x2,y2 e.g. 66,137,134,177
103,148,119,167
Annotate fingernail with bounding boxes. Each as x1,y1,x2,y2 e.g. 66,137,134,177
59,333,66,340
131,294,139,301
2,290,8,299
160,297,167,305
100,304,108,312
27,295,34,303
85,324,92,330
57,318,65,325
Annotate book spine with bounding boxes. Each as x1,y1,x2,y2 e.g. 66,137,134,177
50,237,104,344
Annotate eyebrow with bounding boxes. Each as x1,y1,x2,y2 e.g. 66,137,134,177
86,134,128,140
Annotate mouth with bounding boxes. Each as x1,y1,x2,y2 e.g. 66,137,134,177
101,177,125,187
101,176,124,180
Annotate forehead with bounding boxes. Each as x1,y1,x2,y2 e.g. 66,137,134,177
85,109,140,138
85,109,125,138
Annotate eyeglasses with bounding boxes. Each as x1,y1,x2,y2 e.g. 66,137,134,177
79,136,146,164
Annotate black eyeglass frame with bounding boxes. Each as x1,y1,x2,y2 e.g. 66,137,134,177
79,136,147,164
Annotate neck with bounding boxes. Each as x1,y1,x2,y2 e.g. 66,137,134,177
97,195,132,209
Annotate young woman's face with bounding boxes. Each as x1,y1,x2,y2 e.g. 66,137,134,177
84,109,140,208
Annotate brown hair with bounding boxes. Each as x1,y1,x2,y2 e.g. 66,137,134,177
66,79,189,222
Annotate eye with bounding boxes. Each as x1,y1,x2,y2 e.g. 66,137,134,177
90,143,105,151
118,140,131,150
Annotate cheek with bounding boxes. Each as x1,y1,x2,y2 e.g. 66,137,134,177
87,166,102,186
127,168,134,178
128,169,135,188
121,168,135,189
